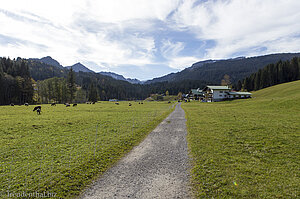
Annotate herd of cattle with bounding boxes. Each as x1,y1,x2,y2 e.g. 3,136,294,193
8,101,144,115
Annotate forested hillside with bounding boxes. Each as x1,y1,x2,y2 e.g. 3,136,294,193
146,53,300,85
0,57,34,105
1,53,300,105
236,57,300,91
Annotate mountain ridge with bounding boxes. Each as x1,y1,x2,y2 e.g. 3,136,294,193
29,56,64,69
99,71,143,84
145,52,300,84
66,62,94,73
28,52,300,86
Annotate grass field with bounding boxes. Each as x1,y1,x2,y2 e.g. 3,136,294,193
0,101,175,198
182,81,300,198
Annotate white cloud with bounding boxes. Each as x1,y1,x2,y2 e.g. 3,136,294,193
159,39,199,70
85,0,180,23
168,56,199,70
0,0,300,79
161,39,185,58
0,0,177,70
172,0,300,59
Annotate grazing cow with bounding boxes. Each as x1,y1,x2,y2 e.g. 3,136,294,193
73,103,77,107
168,101,171,103
65,103,70,107
129,103,132,106
141,102,143,104
115,102,119,105
33,106,41,115
92,101,96,104
10,103,14,106
51,103,56,106
24,103,29,106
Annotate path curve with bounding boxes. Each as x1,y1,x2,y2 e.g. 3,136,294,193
79,103,190,199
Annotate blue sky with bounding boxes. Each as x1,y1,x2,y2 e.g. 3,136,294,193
1,0,300,80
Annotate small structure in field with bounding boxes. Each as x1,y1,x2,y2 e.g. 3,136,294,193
190,88,203,100
192,85,252,102
227,91,252,99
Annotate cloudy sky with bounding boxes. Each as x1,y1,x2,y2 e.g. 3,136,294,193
1,0,300,80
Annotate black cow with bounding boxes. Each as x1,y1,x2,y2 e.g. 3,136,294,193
65,103,70,107
10,103,14,106
73,104,77,107
51,103,56,106
33,106,41,115
24,103,29,106
129,103,132,106
115,102,119,105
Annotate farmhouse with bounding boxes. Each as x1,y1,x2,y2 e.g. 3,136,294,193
190,88,203,100
196,85,252,102
203,86,231,102
227,91,252,99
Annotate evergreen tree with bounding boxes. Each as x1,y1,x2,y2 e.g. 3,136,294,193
236,80,242,91
238,56,300,92
67,67,76,103
88,82,98,102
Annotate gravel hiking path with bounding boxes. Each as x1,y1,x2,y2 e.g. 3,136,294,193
79,103,190,199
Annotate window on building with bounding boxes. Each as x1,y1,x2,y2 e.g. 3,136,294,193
220,91,223,93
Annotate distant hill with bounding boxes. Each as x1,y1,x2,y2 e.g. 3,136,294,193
29,56,64,69
145,53,300,84
66,63,94,73
235,57,300,92
27,59,67,81
99,71,143,84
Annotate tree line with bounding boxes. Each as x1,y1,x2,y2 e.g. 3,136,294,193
6,55,298,105
234,57,300,91
0,58,80,105
0,57,34,105
2,57,200,105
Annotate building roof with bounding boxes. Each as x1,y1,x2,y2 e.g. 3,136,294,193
204,85,230,90
228,92,252,95
191,89,203,95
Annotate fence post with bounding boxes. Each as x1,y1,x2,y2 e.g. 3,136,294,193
8,156,13,194
39,142,44,190
94,124,98,158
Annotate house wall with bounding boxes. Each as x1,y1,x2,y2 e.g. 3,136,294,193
212,90,228,100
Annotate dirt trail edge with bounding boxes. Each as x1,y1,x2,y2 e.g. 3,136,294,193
79,103,190,199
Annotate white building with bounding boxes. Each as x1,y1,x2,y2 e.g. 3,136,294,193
227,91,252,99
202,85,251,102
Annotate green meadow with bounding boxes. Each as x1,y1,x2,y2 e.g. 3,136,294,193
0,101,175,198
182,81,300,198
